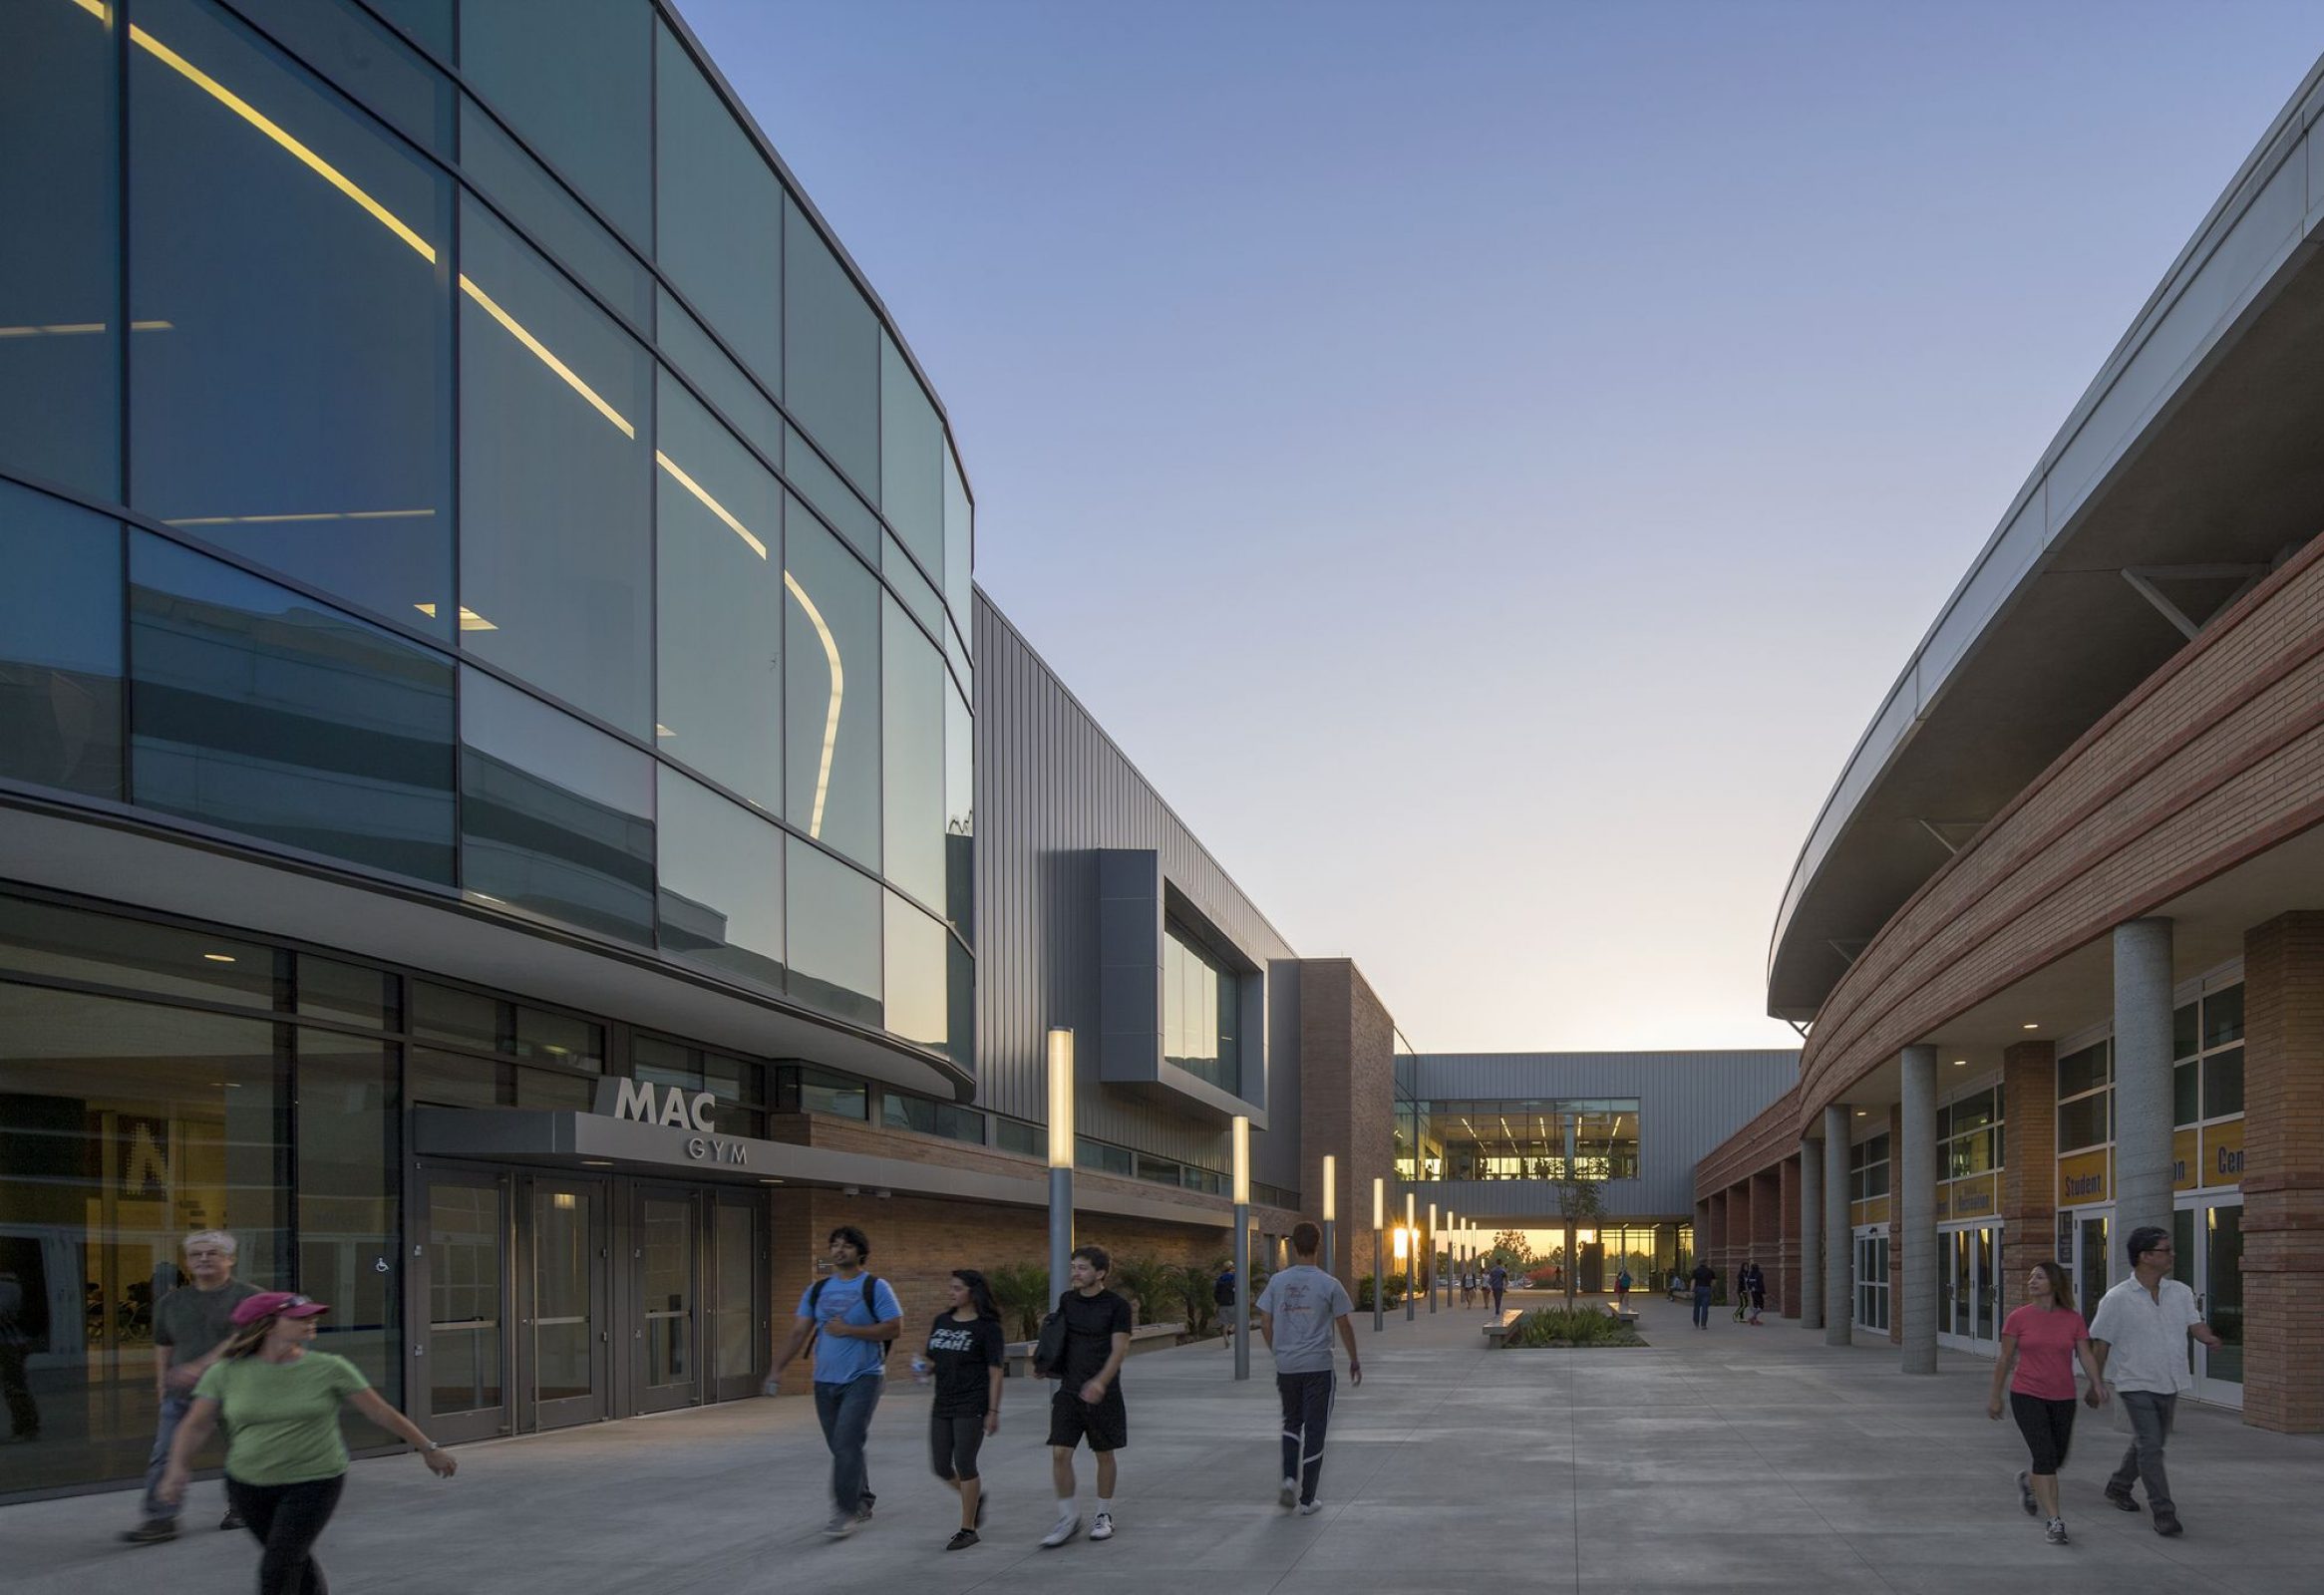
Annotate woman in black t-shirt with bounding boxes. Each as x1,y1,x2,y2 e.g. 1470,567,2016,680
924,1270,1005,1550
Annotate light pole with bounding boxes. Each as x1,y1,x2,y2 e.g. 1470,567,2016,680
1047,1029,1075,1310
1371,1178,1385,1332
1427,1202,1438,1314
1321,1153,1337,1286
1404,1192,1417,1322
1231,1115,1251,1383
1444,1210,1456,1308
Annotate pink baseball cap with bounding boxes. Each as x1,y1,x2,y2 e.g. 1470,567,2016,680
229,1291,331,1326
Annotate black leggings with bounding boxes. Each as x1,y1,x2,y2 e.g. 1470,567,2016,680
929,1412,988,1482
2009,1392,2077,1476
225,1473,344,1595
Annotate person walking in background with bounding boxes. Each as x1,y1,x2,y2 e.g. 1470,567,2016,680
1042,1245,1131,1548
1487,1262,1507,1314
0,1267,39,1444
767,1226,901,1539
1460,1269,1475,1309
1742,1260,1767,1325
1257,1223,1362,1515
923,1269,1005,1551
2089,1226,2222,1537
1613,1267,1631,1311
1690,1259,1715,1329
156,1292,454,1594
1987,1260,2108,1546
124,1231,259,1544
1213,1261,1237,1350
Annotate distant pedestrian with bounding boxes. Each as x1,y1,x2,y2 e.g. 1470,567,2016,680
157,1292,455,1594
1732,1264,1750,1322
1214,1262,1237,1350
1258,1223,1362,1514
1690,1260,1715,1329
1487,1264,1507,1313
768,1226,902,1538
2089,1226,2223,1537
124,1231,260,1544
924,1269,1005,1551
1986,1260,2107,1546
1742,1260,1767,1325
1041,1245,1132,1548
1460,1271,1476,1308
0,1268,38,1443
1613,1268,1631,1310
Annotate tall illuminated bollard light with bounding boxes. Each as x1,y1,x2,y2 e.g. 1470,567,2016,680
1321,1154,1337,1287
1047,1029,1076,1309
1427,1203,1438,1314
1231,1115,1251,1383
1404,1192,1417,1322
1371,1178,1385,1332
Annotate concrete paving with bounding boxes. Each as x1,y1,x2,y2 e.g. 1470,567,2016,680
7,1289,2318,1593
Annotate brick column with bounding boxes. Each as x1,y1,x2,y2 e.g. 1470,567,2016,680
2243,912,2324,1434
1726,1181,1749,1288
1887,1104,1907,1346
1751,1164,1782,1317
1693,1197,1711,1272
1999,1039,2057,1303
1779,1153,1803,1319
1706,1189,1727,1285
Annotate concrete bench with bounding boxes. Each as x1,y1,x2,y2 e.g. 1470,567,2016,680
1002,1321,1186,1379
1482,1309,1524,1348
1604,1303,1639,1325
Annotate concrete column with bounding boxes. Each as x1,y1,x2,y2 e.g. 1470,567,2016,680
1899,1046,1939,1374
1824,1105,1851,1345
2113,918,2175,1255
1751,1165,1783,1315
1777,1155,1803,1318
2242,912,2324,1433
1800,1136,1824,1331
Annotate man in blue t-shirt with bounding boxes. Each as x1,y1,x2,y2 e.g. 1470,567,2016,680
769,1226,901,1538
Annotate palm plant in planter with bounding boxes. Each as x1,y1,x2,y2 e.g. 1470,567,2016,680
1111,1254,1177,1328
987,1262,1050,1340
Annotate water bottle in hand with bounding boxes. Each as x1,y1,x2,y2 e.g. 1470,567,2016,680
909,1356,932,1385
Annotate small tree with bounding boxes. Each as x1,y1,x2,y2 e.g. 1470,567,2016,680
1172,1263,1219,1338
1553,1169,1605,1310
987,1262,1050,1340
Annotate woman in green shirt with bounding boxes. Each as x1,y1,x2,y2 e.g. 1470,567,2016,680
159,1291,455,1593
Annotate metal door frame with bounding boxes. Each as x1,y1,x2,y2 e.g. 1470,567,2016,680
410,1164,514,1444
626,1180,703,1416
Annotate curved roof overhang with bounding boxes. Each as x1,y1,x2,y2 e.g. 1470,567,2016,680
1770,58,2324,1022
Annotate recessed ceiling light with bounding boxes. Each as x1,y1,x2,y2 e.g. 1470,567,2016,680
1855,1110,1867,1116
580,1159,613,1166
2022,1023,2039,1030
1952,1060,1966,1067
202,953,237,963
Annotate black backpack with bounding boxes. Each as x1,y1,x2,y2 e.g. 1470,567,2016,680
1032,1291,1071,1379
809,1273,894,1366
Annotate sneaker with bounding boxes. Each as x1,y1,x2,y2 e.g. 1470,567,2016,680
945,1529,979,1552
2045,1517,2069,1545
1278,1477,1298,1510
2105,1485,2141,1514
821,1511,858,1539
1089,1510,1114,1542
120,1521,177,1545
219,1510,244,1532
2016,1471,2037,1517
2153,1511,2183,1537
856,1491,875,1521
1298,1500,1324,1516
1040,1513,1081,1548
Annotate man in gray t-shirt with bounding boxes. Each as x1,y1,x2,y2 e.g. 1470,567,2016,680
1256,1223,1361,1512
124,1231,260,1543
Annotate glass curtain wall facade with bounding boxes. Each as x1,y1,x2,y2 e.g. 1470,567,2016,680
0,0,973,1065
1396,1100,1642,1182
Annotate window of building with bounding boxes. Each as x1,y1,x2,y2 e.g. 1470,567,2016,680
882,893,951,1053
1403,1100,1642,1182
782,195,879,495
0,484,122,798
2172,982,2244,1183
881,1091,983,1145
461,96,650,326
784,509,881,867
882,594,947,909
226,0,454,157
129,532,457,882
1854,1231,1890,1333
458,0,650,245
1938,1086,2003,1179
130,0,454,637
0,0,119,499
654,767,785,994
944,683,973,938
1163,922,1239,1094
784,425,881,560
993,1117,1042,1157
658,287,782,465
633,1035,763,1137
1074,1137,1135,1178
653,20,781,387
784,838,880,1029
774,1065,865,1120
2056,1040,2112,1154
879,335,943,579
943,447,972,633
1847,1133,1891,1205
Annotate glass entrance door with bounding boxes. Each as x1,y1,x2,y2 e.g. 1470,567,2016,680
709,1190,765,1403
2173,1197,2243,1408
631,1186,698,1414
421,1170,510,1443
523,1177,607,1430
2063,1209,2110,1325
1938,1225,2001,1354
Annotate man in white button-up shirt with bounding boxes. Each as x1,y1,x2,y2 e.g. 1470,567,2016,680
2088,1225,2223,1537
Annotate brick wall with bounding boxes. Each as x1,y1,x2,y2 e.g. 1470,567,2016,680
2242,911,2324,1433
1999,1040,2058,1305
1777,1156,1802,1318
1297,959,1397,1291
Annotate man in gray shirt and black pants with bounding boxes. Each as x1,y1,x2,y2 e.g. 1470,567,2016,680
1256,1222,1362,1515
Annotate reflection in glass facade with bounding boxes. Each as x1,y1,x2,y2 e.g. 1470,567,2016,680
1396,1099,1642,1182
1162,923,1239,1093
0,0,971,1060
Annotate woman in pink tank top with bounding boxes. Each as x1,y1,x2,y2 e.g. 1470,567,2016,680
1985,1260,2109,1545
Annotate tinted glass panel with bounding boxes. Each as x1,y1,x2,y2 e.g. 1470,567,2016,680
129,532,455,880
131,0,454,634
883,892,948,1051
655,766,785,993
296,1029,401,1427
0,484,122,798
459,197,651,734
944,682,972,936
879,335,942,575
655,373,783,807
2203,1046,2243,1119
2172,1001,2198,1062
367,0,453,57
2058,1042,2109,1100
2057,1094,2108,1153
947,935,973,1072
459,0,650,244
2202,985,2243,1048
223,0,453,154
883,532,944,638
412,981,499,1053
995,1117,1040,1156
783,197,878,494
659,289,782,465
2173,1061,2199,1128
786,838,878,1027
783,426,880,558
655,21,781,386
460,98,650,326
459,669,653,944
784,509,879,866
0,0,119,498
297,955,394,1029
943,447,972,631
0,894,273,1009
882,595,945,908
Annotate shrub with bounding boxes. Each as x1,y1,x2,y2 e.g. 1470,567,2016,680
987,1262,1050,1340
1354,1273,1405,1311
1503,1308,1644,1349
1172,1263,1219,1338
1112,1254,1177,1328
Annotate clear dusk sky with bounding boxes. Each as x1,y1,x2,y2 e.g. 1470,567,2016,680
678,1,2324,1052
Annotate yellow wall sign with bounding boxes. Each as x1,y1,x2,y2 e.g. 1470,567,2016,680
1850,1195,1890,1228
2057,1149,2109,1207
2172,1127,2199,1193
1946,1173,1998,1219
2203,1118,2245,1187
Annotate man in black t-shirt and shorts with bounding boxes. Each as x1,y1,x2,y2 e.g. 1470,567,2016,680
1041,1244,1131,1549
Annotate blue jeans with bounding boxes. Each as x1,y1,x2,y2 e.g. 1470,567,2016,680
1692,1286,1712,1327
813,1376,882,1515
140,1393,192,1523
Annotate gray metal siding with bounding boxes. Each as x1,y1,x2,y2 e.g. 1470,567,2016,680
1403,1052,1796,1217
972,590,1299,1173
